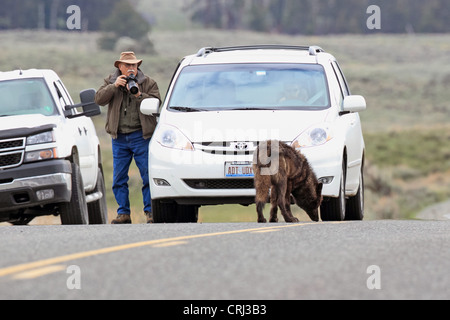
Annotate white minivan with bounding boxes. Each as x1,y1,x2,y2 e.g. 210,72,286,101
141,45,366,223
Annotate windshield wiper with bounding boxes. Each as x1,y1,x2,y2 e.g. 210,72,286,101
170,106,210,112
228,107,274,111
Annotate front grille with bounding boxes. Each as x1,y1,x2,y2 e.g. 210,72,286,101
0,137,25,169
194,141,258,156
0,138,25,152
0,151,24,169
193,141,291,155
184,179,255,190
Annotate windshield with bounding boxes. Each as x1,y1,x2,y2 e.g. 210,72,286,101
168,63,330,111
0,79,58,117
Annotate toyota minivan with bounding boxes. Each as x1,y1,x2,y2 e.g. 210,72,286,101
141,45,366,223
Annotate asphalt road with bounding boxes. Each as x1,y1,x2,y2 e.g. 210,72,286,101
0,220,449,300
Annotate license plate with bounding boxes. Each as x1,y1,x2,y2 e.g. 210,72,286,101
225,162,254,178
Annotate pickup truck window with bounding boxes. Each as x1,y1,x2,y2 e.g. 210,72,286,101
0,79,58,117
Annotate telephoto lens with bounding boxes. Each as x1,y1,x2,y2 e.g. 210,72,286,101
127,74,139,95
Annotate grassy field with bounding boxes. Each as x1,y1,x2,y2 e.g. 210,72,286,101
1,29,449,223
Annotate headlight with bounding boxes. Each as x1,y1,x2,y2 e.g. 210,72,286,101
292,124,333,149
27,131,54,145
24,148,57,163
156,124,194,151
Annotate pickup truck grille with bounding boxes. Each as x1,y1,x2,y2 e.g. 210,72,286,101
0,138,25,169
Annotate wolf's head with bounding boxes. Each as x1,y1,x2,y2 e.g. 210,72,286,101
293,182,323,222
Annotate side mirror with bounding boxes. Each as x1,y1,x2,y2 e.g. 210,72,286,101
140,98,160,116
80,89,101,117
65,89,101,118
342,95,366,113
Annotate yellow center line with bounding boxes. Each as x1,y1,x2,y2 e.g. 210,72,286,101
152,240,188,248
13,265,67,280
251,229,281,233
0,223,321,278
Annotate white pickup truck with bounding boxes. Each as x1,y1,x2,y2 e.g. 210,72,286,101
0,69,107,225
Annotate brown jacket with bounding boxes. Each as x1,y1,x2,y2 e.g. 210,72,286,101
95,69,161,139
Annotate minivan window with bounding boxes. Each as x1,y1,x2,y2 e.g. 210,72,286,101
0,79,58,117
168,64,330,111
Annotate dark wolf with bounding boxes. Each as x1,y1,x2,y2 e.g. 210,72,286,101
253,140,323,223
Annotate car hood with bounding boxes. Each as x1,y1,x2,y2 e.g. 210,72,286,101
0,114,60,137
160,109,331,143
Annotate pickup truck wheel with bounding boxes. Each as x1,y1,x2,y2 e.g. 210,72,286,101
87,167,108,224
60,162,88,225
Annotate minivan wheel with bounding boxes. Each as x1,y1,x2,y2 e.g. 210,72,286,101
152,200,199,223
177,205,199,223
152,199,177,223
320,161,346,221
345,162,364,220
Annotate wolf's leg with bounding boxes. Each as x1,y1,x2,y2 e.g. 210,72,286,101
256,202,267,223
269,187,278,222
277,182,291,222
255,175,270,223
284,184,299,222
284,202,299,223
278,182,298,223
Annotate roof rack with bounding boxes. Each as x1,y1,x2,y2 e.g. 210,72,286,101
196,45,324,57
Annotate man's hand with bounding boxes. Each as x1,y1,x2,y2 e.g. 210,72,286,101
114,75,127,88
114,75,141,97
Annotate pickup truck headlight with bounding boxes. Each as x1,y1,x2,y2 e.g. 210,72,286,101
26,131,55,145
292,124,333,149
24,148,57,163
156,124,194,151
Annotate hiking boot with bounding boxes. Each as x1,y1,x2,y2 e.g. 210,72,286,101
145,211,153,224
111,214,132,224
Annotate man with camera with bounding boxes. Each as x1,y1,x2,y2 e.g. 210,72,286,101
95,51,161,224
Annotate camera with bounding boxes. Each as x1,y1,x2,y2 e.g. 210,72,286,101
125,73,139,95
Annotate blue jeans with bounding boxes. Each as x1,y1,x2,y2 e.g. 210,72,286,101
112,130,151,215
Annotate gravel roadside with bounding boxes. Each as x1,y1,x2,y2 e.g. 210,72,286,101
416,200,450,221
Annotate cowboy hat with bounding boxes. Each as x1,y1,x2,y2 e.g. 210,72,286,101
114,51,143,68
